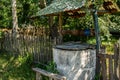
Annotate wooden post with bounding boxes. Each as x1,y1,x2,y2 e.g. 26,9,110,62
58,13,63,44
49,16,54,28
49,16,54,44
114,44,119,80
101,57,107,80
33,68,66,80
101,48,107,80
118,42,120,79
49,77,53,80
92,6,101,77
36,72,42,80
109,56,113,80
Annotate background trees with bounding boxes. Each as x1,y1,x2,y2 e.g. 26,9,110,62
0,0,12,28
11,0,18,32
0,0,119,37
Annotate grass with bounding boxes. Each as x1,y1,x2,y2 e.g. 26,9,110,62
0,52,35,80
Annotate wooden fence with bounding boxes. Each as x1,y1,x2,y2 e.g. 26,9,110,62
98,43,120,80
0,27,55,64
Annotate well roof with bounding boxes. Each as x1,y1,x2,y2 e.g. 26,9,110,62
36,0,120,16
37,0,86,16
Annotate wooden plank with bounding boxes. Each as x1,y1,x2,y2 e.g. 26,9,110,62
99,47,107,80
97,54,114,59
43,27,45,63
101,56,107,80
36,72,42,80
32,68,66,80
114,44,119,80
49,77,53,80
109,56,114,80
58,13,63,44
36,30,39,60
118,43,120,79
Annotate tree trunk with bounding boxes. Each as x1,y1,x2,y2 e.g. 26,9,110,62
11,0,18,33
39,0,47,9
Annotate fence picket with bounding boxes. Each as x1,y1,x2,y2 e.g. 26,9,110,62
101,56,107,80
114,44,119,80
0,28,53,65
100,47,107,80
109,55,114,80
118,43,120,79
97,44,120,80
49,77,53,80
36,72,42,80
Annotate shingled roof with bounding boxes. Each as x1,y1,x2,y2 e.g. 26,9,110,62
36,0,120,16
37,0,86,16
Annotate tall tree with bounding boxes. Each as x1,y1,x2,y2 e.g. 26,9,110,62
11,0,18,32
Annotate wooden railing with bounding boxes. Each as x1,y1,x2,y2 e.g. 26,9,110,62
98,44,120,80
32,68,66,80
0,28,53,64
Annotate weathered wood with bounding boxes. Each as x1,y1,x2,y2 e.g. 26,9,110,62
97,43,120,80
58,13,63,44
49,77,53,80
49,16,54,28
99,47,107,80
36,72,42,80
101,56,107,80
97,54,114,59
0,28,53,64
114,44,119,80
109,55,114,80
118,42,120,79
32,68,66,80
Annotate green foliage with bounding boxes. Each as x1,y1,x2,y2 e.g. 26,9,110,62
0,0,12,28
63,15,93,30
46,61,58,73
0,30,4,38
18,52,33,66
0,0,120,32
0,0,49,28
87,36,118,53
17,0,39,25
98,17,111,41
94,74,101,80
109,14,120,32
0,52,35,80
34,61,59,80
62,15,93,42
35,61,58,74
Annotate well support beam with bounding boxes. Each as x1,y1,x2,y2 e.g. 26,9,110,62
58,13,63,44
92,6,101,77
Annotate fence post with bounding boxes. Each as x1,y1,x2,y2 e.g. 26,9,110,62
102,47,107,80
36,72,42,80
109,55,114,80
114,44,119,80
118,41,120,79
49,77,52,80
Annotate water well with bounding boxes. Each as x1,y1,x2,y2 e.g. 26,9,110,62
53,42,96,80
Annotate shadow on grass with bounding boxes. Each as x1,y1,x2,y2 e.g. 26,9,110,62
0,51,35,80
